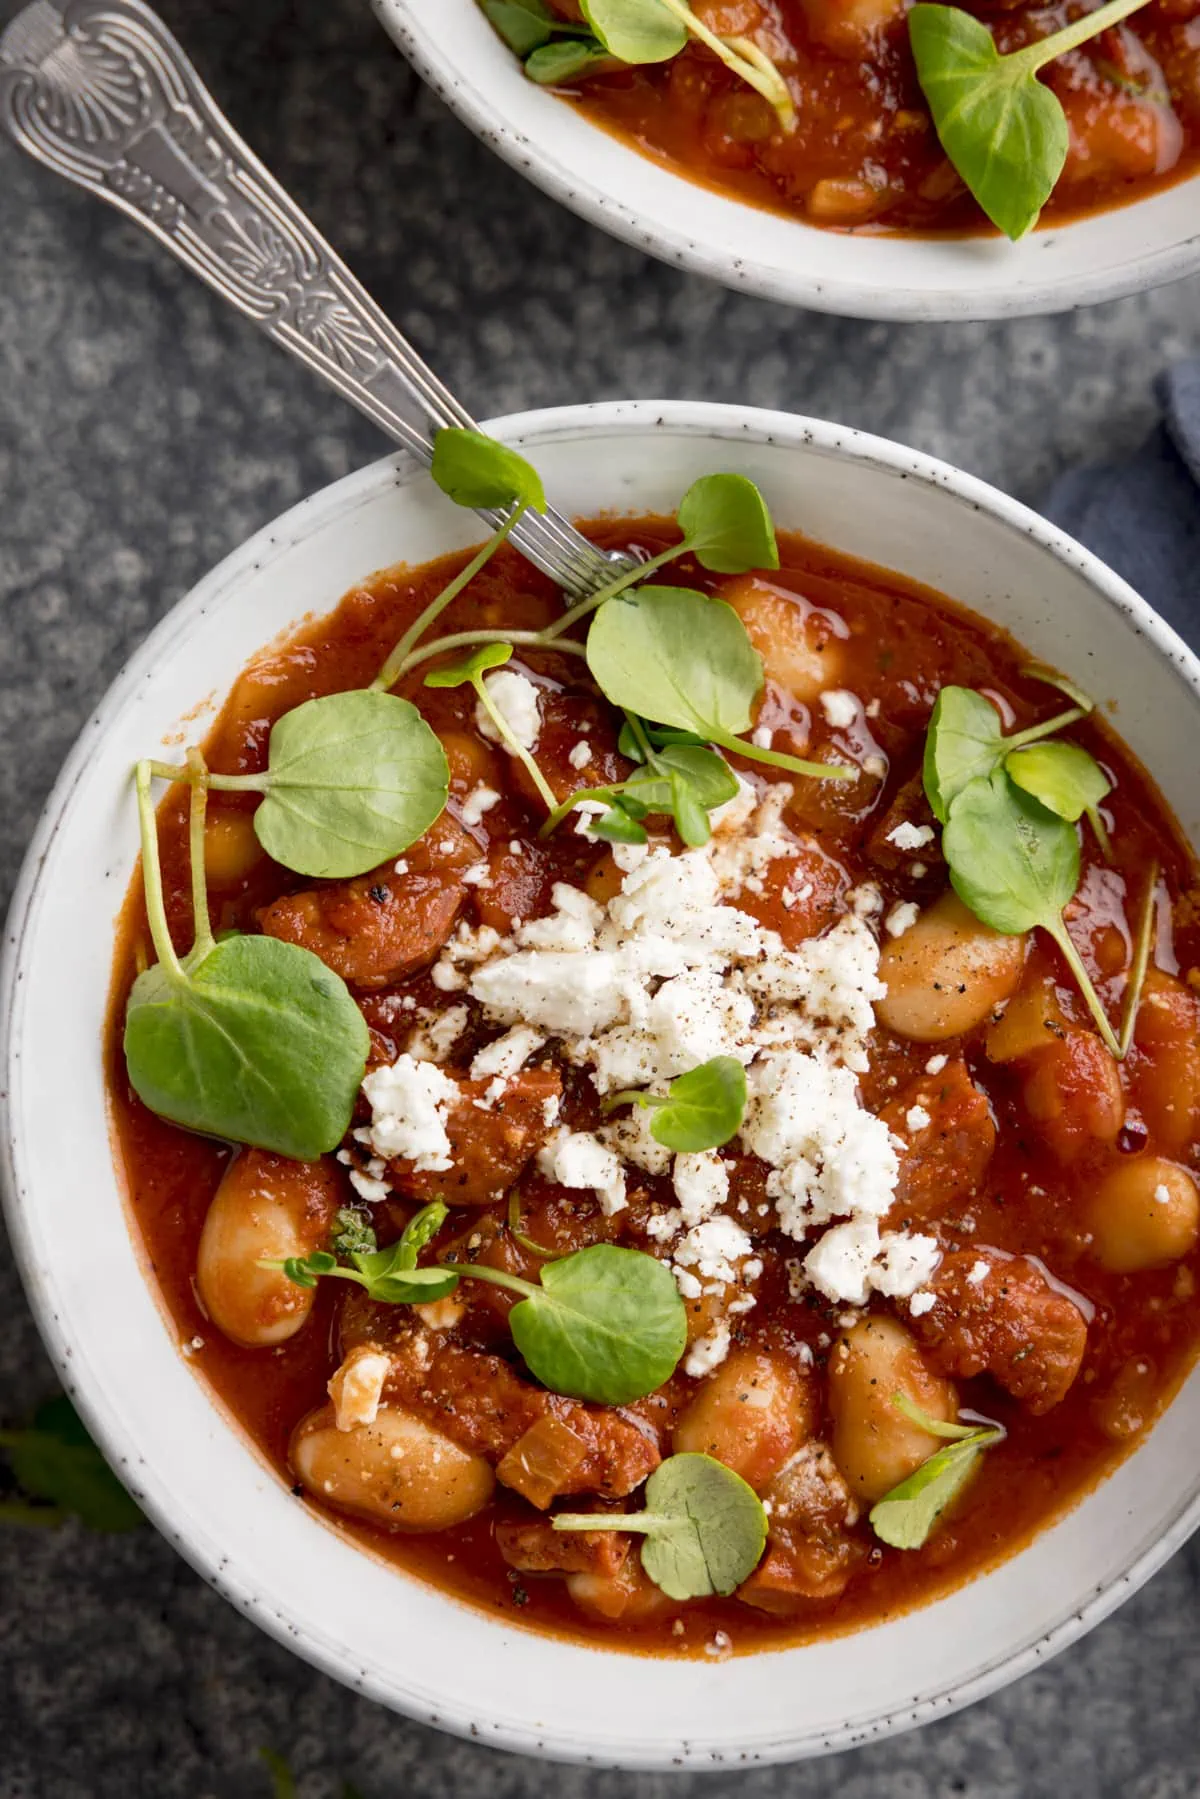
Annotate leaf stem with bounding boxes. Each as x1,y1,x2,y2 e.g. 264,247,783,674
396,628,586,682
507,1193,556,1259
1117,861,1159,1059
0,1499,67,1529
372,505,528,693
439,1260,539,1300
146,759,268,795
538,544,684,642
133,761,183,982
654,0,796,128
707,726,853,782
1086,803,1114,862
1012,0,1153,72
552,1511,669,1535
539,783,626,838
1046,917,1121,1058
1005,704,1087,752
184,748,216,963
472,676,559,814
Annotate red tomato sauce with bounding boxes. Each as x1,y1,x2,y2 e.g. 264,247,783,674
107,520,1200,1656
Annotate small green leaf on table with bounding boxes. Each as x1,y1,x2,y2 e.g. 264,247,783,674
603,1056,748,1152
430,427,547,511
554,1452,767,1598
0,1395,143,1532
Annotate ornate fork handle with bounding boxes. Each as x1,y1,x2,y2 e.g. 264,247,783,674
0,0,615,595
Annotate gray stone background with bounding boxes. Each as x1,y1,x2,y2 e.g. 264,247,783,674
2,0,1199,1794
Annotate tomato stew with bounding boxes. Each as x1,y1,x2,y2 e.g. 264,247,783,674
108,521,1200,1656
537,0,1200,234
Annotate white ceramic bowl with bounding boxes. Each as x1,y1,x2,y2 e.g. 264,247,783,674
4,401,1200,1769
373,0,1200,321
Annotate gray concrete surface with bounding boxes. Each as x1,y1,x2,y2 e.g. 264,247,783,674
3,1,1200,1794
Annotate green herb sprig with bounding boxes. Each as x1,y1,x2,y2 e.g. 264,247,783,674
909,0,1154,239
602,1056,747,1152
124,759,369,1159
275,1200,459,1305
281,1237,687,1406
869,1395,1004,1549
425,642,559,812
553,1451,767,1598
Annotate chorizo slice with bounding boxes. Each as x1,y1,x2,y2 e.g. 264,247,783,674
258,866,465,990
879,1059,996,1222
386,1067,563,1207
906,1249,1088,1414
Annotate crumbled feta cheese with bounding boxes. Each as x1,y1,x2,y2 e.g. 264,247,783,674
885,901,921,939
685,1319,733,1377
862,755,888,780
887,822,936,851
819,689,858,729
328,1347,392,1432
1154,1183,1171,1205
461,783,501,828
742,1051,898,1234
406,1004,469,1065
538,1129,627,1215
393,858,409,875
925,1054,948,1075
673,1215,753,1290
469,1025,545,1081
673,1150,730,1225
848,881,884,918
751,724,773,749
906,1104,933,1133
349,1168,391,1202
911,861,928,880
461,861,491,887
966,1258,992,1285
803,1217,940,1306
475,669,541,751
568,739,593,769
360,1054,458,1172
909,1290,937,1318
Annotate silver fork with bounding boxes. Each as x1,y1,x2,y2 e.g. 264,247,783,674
0,0,623,598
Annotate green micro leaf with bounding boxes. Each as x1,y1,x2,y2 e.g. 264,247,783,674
243,691,449,879
526,38,613,79
909,0,1153,240
942,769,1121,1054
554,1452,767,1599
278,1200,458,1304
675,472,779,575
0,1396,143,1532
581,0,687,61
1004,739,1111,824
480,0,559,53
330,1206,378,1258
869,1401,1003,1550
922,682,1089,823
586,587,849,782
603,1056,748,1152
543,741,738,849
125,934,369,1160
430,427,547,512
508,1245,687,1404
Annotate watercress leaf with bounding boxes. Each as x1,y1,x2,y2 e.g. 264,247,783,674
526,38,613,79
2,1397,143,1532
397,1198,450,1265
639,1453,767,1598
676,473,780,575
124,934,369,1160
908,4,1068,240
424,642,513,688
581,0,687,61
616,719,648,764
358,1263,461,1305
943,770,1078,936
1024,664,1095,713
669,769,711,848
589,802,650,844
251,691,449,880
922,685,1007,823
586,586,763,743
605,1057,748,1151
869,1429,1000,1550
330,1206,377,1258
509,1244,687,1404
651,744,739,809
481,0,557,53
1005,740,1110,824
430,428,547,513
281,1256,318,1289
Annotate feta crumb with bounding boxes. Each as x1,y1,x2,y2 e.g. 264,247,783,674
470,1025,545,1080
406,1004,469,1065
568,739,593,769
360,1054,458,1172
684,1319,733,1378
863,755,888,779
329,1348,392,1432
751,724,773,749
966,1258,992,1286
887,822,936,851
349,1168,391,1202
885,901,921,939
911,861,928,880
865,699,881,719
461,783,501,828
906,1104,933,1133
475,669,541,751
819,689,858,729
461,861,491,887
538,1129,627,1215
673,1150,730,1225
909,1291,937,1317
393,858,409,875
925,1054,948,1075
1154,1183,1171,1205
848,881,884,918
803,1216,940,1306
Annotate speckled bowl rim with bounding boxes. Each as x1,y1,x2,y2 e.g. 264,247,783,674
371,0,1200,322
4,400,1200,1769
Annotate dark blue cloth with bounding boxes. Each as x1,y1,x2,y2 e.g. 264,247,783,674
1046,364,1200,656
